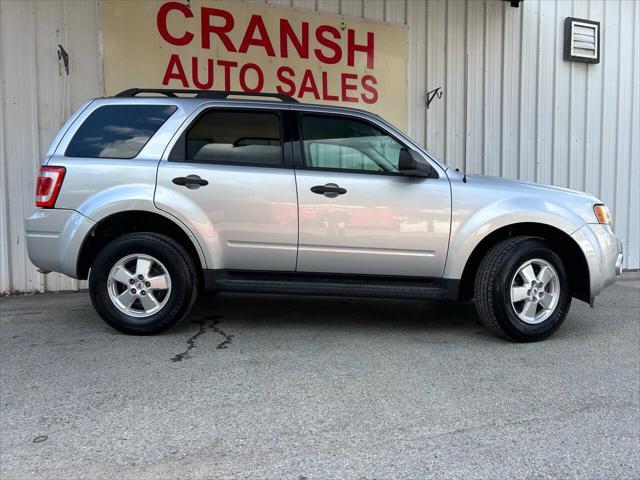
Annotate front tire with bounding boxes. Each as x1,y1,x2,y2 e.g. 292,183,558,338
474,236,571,342
89,233,198,335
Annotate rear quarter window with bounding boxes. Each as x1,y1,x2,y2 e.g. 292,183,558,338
65,105,177,159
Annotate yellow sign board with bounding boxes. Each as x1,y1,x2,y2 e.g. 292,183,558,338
101,0,408,129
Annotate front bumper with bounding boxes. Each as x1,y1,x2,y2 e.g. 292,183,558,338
615,242,624,276
571,223,623,299
24,209,95,278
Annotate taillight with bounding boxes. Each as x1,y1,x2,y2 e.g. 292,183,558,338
35,166,66,208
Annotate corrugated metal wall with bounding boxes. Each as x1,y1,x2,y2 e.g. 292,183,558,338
1,0,638,292
0,0,102,292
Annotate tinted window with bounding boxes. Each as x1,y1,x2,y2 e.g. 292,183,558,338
66,105,177,159
186,111,282,166
301,115,404,173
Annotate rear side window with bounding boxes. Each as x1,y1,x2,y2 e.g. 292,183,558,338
66,105,177,159
185,110,282,166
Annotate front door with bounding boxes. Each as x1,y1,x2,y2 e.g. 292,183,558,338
155,107,298,271
293,112,451,278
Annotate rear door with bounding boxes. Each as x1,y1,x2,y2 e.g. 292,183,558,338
155,106,298,271
293,111,451,277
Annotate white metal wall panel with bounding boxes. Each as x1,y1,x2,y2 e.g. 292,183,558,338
316,0,340,15
363,0,384,22
339,0,362,18
465,0,485,175
407,0,427,145
501,2,522,180
627,0,639,269
552,0,572,188
1,0,638,292
536,0,555,185
292,0,317,11
568,1,588,191
1,0,42,293
484,0,504,177
519,0,539,181
426,0,446,161
445,0,465,172
583,0,604,198
384,0,405,25
33,0,69,292
0,0,100,292
0,2,14,293
600,0,620,213
615,1,634,270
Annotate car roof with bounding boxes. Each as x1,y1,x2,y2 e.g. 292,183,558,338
100,88,383,118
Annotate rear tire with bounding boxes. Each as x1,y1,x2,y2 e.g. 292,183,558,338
474,236,571,342
89,233,198,335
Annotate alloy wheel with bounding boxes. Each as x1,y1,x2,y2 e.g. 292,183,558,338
510,258,560,324
107,253,172,319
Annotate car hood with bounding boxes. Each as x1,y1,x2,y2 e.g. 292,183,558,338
465,173,600,202
447,170,601,227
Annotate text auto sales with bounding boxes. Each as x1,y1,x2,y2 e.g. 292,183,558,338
157,2,379,103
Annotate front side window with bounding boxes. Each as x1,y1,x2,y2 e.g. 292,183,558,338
185,110,282,166
301,114,404,173
66,105,177,159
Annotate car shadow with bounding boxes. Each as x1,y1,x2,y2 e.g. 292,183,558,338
170,292,488,339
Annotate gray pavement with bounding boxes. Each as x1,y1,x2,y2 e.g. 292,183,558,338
1,278,639,479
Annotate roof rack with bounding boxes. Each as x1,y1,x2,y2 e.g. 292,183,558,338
114,88,299,103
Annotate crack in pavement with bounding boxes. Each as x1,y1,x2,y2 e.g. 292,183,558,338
171,315,234,362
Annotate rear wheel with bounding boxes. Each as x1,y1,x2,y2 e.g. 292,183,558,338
89,233,198,335
474,237,571,342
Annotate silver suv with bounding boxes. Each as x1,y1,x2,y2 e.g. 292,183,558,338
25,89,623,341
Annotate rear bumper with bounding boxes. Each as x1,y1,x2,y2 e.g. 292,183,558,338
571,223,623,299
24,209,95,278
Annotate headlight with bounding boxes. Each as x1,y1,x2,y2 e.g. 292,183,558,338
593,204,611,224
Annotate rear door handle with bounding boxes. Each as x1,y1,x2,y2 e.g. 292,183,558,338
172,175,209,189
310,183,347,198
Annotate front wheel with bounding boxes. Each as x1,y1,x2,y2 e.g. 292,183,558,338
89,233,198,335
474,237,571,342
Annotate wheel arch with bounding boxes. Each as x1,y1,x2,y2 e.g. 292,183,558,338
456,222,590,303
76,210,206,280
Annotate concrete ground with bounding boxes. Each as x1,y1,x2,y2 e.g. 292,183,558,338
1,278,639,480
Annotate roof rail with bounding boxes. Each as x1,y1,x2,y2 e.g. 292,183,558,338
114,88,299,103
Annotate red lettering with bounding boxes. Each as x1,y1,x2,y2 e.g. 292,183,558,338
280,19,309,59
361,75,378,104
239,63,264,92
157,2,194,46
321,71,338,101
162,54,189,87
299,69,320,100
217,60,238,90
341,73,358,102
276,66,296,96
192,57,214,89
347,29,374,69
314,25,342,65
239,15,275,56
201,8,236,51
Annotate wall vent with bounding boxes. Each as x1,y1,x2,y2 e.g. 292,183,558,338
564,17,600,64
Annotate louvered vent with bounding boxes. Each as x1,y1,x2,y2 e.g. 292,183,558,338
564,18,600,64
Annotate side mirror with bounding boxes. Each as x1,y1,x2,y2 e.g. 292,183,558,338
398,148,435,178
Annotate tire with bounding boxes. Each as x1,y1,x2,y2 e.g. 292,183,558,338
474,236,571,342
89,233,198,335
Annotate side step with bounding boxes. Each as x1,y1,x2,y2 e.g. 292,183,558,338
203,270,459,300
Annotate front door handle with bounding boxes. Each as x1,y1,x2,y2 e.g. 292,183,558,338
172,175,209,189
310,183,347,198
